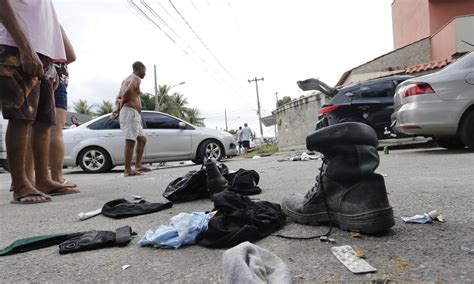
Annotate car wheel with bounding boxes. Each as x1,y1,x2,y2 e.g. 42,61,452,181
78,146,112,173
195,140,224,164
433,136,465,149
460,111,474,149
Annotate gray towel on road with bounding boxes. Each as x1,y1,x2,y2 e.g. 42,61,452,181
222,241,292,284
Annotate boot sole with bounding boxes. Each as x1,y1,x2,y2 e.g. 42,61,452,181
281,204,395,234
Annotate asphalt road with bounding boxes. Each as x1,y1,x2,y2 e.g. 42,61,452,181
0,147,473,283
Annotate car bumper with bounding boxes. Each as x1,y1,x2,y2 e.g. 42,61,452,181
392,97,465,136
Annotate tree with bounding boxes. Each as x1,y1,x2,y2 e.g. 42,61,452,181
96,99,113,115
184,108,205,127
277,96,292,107
73,99,94,115
140,92,155,111
170,93,189,119
156,84,172,112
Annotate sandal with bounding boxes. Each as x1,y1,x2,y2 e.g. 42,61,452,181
124,170,143,177
136,166,152,172
11,193,52,204
61,179,77,188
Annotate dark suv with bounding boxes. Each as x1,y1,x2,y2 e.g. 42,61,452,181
298,75,414,139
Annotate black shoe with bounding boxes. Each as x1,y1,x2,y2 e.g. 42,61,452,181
281,122,394,234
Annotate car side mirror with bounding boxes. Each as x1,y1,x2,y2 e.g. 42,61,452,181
178,122,186,129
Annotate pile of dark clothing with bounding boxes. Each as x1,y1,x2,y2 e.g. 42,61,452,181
163,158,262,203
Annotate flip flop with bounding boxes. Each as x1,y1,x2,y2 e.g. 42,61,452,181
124,170,143,177
61,179,77,188
46,186,80,196
10,193,52,204
136,166,152,172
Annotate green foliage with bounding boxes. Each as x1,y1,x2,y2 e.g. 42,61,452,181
140,92,156,111
97,99,113,115
184,108,205,127
277,96,292,107
73,99,94,115
155,84,205,126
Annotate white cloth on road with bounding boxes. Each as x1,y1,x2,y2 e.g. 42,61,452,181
119,106,144,141
223,241,292,284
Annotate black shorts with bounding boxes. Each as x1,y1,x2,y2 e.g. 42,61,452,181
242,140,250,149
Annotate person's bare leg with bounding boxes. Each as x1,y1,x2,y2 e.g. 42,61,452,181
49,108,76,187
124,139,136,175
7,119,51,202
32,122,79,194
25,125,35,183
135,135,147,170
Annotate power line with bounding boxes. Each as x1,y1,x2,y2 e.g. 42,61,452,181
128,1,244,100
168,0,247,92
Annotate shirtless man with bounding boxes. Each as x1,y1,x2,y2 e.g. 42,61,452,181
115,61,150,176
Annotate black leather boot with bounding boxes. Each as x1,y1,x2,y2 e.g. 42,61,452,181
281,122,394,234
205,158,229,195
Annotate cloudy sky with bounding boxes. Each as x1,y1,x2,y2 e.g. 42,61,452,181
54,0,394,137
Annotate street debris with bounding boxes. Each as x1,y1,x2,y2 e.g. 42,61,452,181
461,244,474,254
351,232,362,238
277,152,321,162
395,259,409,269
401,210,444,224
78,208,102,221
331,245,377,273
122,264,131,270
353,245,366,259
319,236,336,243
252,155,261,159
132,195,143,200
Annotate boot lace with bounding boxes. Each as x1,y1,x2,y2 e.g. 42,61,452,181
274,157,335,241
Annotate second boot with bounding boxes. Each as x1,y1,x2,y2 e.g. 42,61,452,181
205,158,229,195
281,122,394,234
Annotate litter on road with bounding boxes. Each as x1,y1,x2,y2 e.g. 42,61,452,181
331,245,377,274
401,210,444,223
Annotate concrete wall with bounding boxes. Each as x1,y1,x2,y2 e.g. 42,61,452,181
431,18,457,61
274,92,324,151
429,0,474,35
455,15,474,54
392,0,430,49
342,38,432,86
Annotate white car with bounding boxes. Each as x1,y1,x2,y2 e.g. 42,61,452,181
63,111,238,173
391,51,474,149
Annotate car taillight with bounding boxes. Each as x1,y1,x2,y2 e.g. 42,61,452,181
402,83,435,98
319,105,339,115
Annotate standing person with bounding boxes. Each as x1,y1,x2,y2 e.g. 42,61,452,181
70,115,80,128
239,123,253,156
236,126,242,154
116,61,150,176
48,26,78,189
0,0,75,203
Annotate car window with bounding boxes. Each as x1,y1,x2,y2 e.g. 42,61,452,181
102,117,121,129
360,81,395,98
142,112,180,129
87,117,107,130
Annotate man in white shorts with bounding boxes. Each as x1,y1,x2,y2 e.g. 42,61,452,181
115,61,149,176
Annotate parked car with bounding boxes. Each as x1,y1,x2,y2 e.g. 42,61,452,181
298,75,414,138
391,51,474,149
63,111,238,173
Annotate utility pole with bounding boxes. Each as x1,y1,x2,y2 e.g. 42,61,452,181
225,109,228,131
274,92,278,139
154,64,159,111
248,77,264,139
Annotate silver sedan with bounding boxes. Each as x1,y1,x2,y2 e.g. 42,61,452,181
391,51,474,149
63,111,238,173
